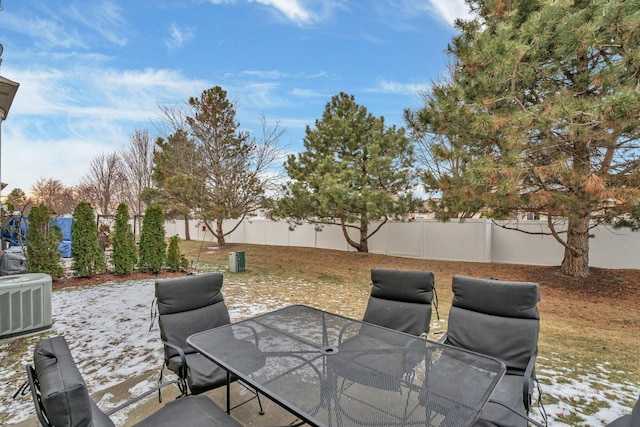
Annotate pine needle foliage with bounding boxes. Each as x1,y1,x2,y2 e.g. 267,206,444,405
166,234,185,272
111,203,137,275
71,202,106,277
406,0,640,277
139,204,166,274
26,204,64,278
278,92,419,253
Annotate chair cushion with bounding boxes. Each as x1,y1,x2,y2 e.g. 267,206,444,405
159,302,231,356
364,269,434,335
452,275,540,319
363,298,432,336
606,415,631,427
156,273,225,315
167,353,231,395
133,395,242,427
370,268,434,304
476,374,527,427
34,336,114,427
446,306,538,374
607,394,640,427
156,274,231,358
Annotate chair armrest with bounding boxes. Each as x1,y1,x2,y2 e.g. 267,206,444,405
234,323,261,346
105,380,181,415
337,322,361,343
523,352,537,411
163,340,189,379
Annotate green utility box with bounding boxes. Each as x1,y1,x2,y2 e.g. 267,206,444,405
228,251,245,272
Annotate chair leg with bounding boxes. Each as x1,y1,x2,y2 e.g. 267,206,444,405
233,379,266,415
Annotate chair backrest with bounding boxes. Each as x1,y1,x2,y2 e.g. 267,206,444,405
155,273,231,361
632,394,640,425
362,268,435,336
30,336,114,427
445,275,540,375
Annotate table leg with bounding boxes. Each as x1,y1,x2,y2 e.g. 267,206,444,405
227,371,231,414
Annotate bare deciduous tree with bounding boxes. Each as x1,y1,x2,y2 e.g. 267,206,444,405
153,87,286,246
119,129,155,218
4,187,34,216
31,178,76,215
78,153,122,215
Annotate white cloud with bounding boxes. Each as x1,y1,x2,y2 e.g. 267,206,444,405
235,70,292,79
66,0,129,47
2,63,208,193
165,23,195,51
1,13,87,50
2,134,115,191
367,79,430,96
231,81,285,110
249,0,311,23
232,0,344,26
3,1,129,50
289,88,327,98
426,0,473,26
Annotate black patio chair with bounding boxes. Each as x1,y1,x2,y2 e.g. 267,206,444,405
361,268,437,336
606,394,640,427
441,275,542,427
155,273,264,414
26,336,241,427
332,269,436,423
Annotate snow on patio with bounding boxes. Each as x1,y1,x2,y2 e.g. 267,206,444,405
0,276,637,426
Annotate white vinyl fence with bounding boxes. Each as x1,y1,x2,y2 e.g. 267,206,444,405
164,218,640,269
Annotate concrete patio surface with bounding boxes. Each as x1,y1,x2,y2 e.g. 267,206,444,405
14,367,300,427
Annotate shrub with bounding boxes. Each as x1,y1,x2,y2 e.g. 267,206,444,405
26,204,64,278
111,203,137,275
71,202,106,277
139,205,166,274
166,235,184,272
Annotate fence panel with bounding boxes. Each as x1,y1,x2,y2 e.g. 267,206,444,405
165,218,640,269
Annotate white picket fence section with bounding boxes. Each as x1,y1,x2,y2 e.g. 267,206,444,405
164,218,640,269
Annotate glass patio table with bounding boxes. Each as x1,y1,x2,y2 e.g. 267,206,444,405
187,304,505,427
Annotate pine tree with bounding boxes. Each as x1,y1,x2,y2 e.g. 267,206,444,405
71,202,106,277
406,0,640,277
111,203,137,275
166,235,182,272
277,92,419,252
26,204,64,278
139,205,166,274
153,87,284,247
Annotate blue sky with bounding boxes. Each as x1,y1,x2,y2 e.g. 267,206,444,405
0,0,471,195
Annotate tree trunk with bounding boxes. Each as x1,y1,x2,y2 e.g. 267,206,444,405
560,215,590,277
216,218,226,247
358,219,369,253
183,213,191,241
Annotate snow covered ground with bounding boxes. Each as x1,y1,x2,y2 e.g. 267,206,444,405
1,277,638,426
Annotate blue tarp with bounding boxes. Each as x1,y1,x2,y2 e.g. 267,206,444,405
1,216,27,247
1,216,74,258
52,217,73,258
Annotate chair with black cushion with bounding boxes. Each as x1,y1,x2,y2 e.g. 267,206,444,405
442,275,541,427
27,336,241,427
332,269,436,423
155,273,264,413
362,268,436,336
606,394,640,427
